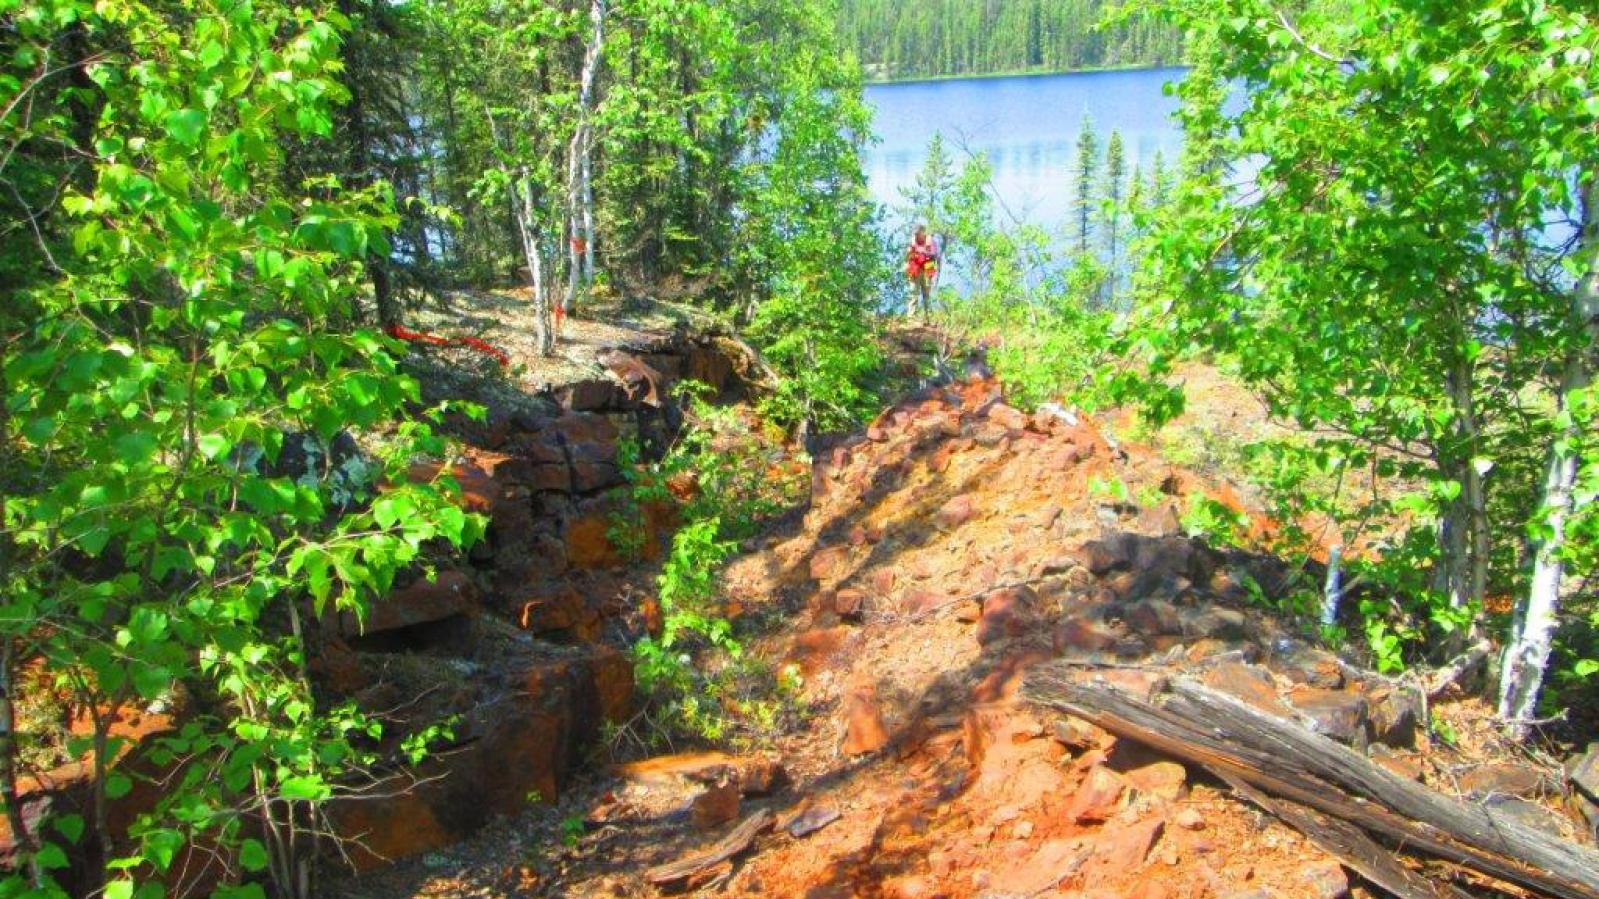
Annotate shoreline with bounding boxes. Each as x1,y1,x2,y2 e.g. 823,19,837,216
863,62,1186,87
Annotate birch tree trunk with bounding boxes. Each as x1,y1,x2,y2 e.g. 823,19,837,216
564,0,606,318
513,171,555,357
1498,176,1599,737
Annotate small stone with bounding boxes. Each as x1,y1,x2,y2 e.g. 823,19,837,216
1288,687,1369,748
869,568,896,594
784,804,841,838
834,588,865,620
1459,762,1550,799
1095,816,1164,872
1300,861,1350,899
976,586,1038,645
843,683,889,755
691,779,741,830
936,494,978,529
1067,765,1127,823
1054,615,1120,653
1174,808,1205,830
1125,761,1188,802
1051,716,1109,751
809,546,851,582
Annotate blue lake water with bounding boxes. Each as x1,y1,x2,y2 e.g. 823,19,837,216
863,67,1188,233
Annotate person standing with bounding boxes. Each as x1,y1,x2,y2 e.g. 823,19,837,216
905,225,940,317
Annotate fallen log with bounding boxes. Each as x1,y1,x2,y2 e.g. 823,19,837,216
1024,664,1599,899
1219,772,1470,899
645,808,775,887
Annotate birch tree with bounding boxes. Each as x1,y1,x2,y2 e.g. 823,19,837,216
1139,0,1599,718
1500,178,1599,735
565,0,608,318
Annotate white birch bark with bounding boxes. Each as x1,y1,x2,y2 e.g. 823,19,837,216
564,0,607,316
513,171,555,356
1498,176,1599,736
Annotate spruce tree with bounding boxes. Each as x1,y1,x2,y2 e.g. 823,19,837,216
1100,130,1126,307
1072,117,1100,259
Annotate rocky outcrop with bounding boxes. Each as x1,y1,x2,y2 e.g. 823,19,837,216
304,328,758,873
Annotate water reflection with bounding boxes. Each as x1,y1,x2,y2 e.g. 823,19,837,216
863,67,1188,229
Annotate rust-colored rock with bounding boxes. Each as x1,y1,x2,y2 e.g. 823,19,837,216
935,494,978,529
1095,816,1164,872
1202,662,1290,717
975,585,1037,646
834,588,866,619
691,779,742,830
1068,765,1128,823
1125,761,1189,802
1054,615,1121,653
1287,686,1369,748
565,514,619,570
340,570,478,637
842,682,890,756
809,545,852,582
987,402,1028,432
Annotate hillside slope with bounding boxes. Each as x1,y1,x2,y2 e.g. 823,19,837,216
340,359,1595,898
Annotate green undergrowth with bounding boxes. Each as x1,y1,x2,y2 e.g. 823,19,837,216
607,383,811,753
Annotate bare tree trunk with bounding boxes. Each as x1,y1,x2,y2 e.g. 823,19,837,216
1498,176,1599,737
1437,359,1489,658
513,172,555,356
581,150,596,281
564,0,607,318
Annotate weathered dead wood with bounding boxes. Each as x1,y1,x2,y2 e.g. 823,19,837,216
645,808,774,887
1219,771,1470,899
1024,664,1599,899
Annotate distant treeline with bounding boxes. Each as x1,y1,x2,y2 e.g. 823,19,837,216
838,0,1184,81
844,0,1183,80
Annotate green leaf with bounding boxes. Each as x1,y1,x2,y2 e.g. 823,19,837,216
197,434,232,461
105,773,133,800
53,814,85,845
34,842,68,870
278,775,328,801
165,108,208,146
239,838,270,872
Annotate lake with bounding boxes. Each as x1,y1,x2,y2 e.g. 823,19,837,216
863,67,1188,233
